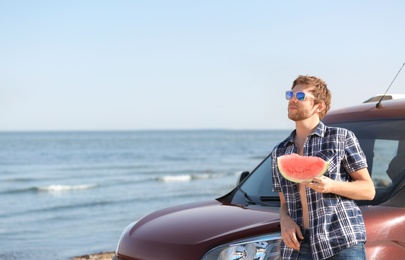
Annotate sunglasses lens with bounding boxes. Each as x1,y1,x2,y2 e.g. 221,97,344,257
296,92,306,101
285,91,293,100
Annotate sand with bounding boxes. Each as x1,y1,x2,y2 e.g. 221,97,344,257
71,251,115,260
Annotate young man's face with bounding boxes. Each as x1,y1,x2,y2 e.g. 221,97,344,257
287,84,319,122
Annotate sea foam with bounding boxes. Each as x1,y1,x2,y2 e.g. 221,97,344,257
36,184,97,192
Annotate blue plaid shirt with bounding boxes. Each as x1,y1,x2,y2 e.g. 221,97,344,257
271,122,368,260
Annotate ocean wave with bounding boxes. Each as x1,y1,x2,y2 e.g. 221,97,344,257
157,175,192,182
36,184,97,192
0,184,98,195
156,172,239,183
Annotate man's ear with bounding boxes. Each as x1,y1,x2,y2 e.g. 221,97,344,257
316,101,326,113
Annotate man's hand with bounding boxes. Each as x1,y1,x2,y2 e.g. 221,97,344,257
280,214,304,251
305,168,376,200
305,176,333,193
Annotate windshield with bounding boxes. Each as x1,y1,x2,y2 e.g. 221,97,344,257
236,119,405,206
237,154,278,204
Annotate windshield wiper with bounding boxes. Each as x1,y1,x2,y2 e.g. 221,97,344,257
259,196,281,206
239,187,256,205
260,196,280,201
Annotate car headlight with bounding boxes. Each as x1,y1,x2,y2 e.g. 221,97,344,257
201,233,281,260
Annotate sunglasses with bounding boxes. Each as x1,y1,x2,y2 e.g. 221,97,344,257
285,90,313,101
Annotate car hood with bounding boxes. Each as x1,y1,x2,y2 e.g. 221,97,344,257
117,200,280,260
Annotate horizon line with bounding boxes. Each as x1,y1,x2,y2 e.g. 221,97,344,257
0,128,292,133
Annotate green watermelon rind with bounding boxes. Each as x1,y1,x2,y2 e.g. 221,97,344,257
277,153,330,183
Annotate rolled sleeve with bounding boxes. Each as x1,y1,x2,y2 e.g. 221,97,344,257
343,130,368,173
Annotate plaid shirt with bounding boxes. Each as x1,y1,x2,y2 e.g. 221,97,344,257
271,122,368,260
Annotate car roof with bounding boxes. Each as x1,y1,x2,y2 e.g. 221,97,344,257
363,94,405,103
323,97,405,124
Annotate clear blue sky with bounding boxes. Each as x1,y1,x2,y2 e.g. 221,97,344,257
1,0,404,131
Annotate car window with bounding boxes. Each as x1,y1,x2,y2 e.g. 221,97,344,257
330,119,405,205
372,139,400,187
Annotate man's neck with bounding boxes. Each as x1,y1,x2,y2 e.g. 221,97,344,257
294,117,320,144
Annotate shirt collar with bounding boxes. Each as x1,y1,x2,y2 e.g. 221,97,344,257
314,121,326,137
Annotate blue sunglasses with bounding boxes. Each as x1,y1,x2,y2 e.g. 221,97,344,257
285,90,312,101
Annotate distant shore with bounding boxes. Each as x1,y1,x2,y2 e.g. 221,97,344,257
71,251,115,260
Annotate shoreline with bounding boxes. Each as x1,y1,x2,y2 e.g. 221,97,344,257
71,251,115,260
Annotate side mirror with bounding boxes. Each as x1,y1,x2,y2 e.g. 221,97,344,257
237,171,250,185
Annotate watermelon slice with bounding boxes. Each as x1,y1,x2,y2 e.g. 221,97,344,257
277,153,329,183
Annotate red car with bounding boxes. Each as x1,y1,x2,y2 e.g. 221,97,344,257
114,95,405,260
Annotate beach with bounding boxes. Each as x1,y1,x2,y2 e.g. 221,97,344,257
72,251,115,260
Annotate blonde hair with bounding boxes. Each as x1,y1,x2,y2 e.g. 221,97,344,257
292,75,331,119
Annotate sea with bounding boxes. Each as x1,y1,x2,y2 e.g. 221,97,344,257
0,130,289,260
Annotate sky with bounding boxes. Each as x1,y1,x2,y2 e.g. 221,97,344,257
1,0,405,131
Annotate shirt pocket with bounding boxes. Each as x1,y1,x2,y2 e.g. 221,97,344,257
315,150,339,179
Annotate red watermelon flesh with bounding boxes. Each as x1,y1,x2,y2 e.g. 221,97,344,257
277,153,329,183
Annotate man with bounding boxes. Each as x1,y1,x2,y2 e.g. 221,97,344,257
271,75,375,260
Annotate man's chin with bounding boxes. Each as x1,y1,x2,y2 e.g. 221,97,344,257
288,114,302,121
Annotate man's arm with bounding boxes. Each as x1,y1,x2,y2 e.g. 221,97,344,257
279,192,304,251
305,168,375,200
